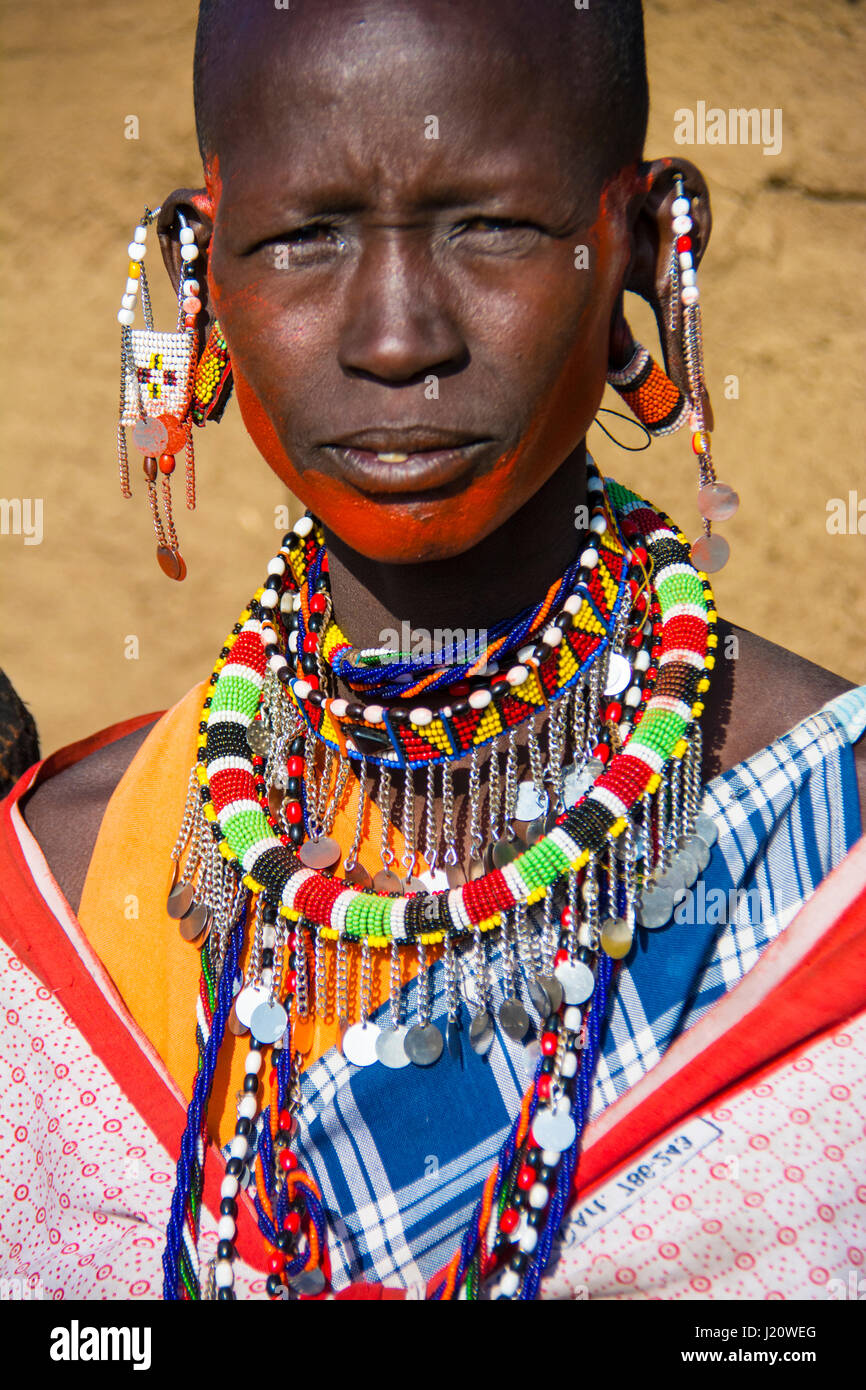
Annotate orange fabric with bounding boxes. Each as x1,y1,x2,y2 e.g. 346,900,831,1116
76,680,430,1148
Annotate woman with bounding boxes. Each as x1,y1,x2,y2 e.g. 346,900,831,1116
2,0,864,1302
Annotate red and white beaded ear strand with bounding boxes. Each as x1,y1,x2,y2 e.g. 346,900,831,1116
606,174,739,573
669,174,739,572
116,207,203,580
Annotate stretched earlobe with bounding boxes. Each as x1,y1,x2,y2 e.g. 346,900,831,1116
155,189,232,421
623,158,712,404
606,165,736,572
156,189,215,337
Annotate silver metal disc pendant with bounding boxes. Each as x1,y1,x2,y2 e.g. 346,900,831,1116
469,1008,495,1055
404,1023,444,1067
515,782,548,823
604,653,632,696
554,960,595,1005
402,875,429,895
637,884,676,930
166,882,195,919
488,839,520,871
372,867,403,894
246,721,271,757
523,816,547,847
131,417,168,455
498,999,530,1042
342,1021,381,1067
693,812,719,848
522,1039,543,1078
343,862,373,889
178,902,211,942
375,1026,412,1070
234,982,271,1029
561,762,582,806
249,999,289,1046
532,1105,577,1154
563,758,604,806
686,834,711,872
600,915,635,960
536,974,564,1014
299,837,342,870
528,977,552,1016
672,848,700,888
419,867,451,892
655,861,687,894
290,1267,326,1297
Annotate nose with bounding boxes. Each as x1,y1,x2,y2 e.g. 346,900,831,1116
338,227,467,384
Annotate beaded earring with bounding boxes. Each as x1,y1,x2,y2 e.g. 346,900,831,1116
606,345,689,438
116,207,203,580
191,319,233,425
606,175,738,573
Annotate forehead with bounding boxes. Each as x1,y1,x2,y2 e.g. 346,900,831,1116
209,0,604,213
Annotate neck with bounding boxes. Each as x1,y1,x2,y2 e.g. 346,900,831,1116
322,443,590,649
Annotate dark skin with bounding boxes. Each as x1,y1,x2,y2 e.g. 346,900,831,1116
22,0,866,911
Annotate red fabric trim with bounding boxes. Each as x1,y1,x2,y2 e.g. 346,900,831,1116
0,727,268,1276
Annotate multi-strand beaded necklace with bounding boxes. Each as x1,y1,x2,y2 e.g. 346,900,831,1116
162,463,718,1301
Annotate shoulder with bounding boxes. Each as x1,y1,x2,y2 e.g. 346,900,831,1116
703,618,866,820
19,718,161,916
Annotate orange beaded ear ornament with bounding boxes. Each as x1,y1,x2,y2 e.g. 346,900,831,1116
116,206,203,581
606,174,738,573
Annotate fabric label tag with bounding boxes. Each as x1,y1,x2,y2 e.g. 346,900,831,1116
565,1116,723,1246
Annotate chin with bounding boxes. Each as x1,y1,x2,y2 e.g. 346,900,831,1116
289,461,520,563
319,490,501,564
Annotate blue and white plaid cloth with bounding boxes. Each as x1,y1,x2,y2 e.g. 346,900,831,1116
278,689,866,1291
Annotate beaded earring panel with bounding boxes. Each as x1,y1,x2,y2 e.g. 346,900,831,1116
120,329,195,426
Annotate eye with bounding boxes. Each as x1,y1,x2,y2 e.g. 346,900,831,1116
448,216,543,255
258,221,348,264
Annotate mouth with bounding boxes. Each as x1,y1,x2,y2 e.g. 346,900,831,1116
320,427,494,497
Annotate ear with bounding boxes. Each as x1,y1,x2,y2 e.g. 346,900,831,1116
156,188,216,348
611,157,713,425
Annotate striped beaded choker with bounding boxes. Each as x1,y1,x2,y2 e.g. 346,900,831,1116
184,469,714,945
164,468,718,1301
267,465,630,782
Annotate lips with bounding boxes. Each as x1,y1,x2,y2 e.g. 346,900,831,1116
321,426,493,496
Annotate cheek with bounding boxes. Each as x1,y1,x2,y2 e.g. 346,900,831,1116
233,367,302,490
478,216,625,487
481,206,626,439
234,366,378,536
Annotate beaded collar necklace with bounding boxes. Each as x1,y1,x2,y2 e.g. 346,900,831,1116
163,467,718,1301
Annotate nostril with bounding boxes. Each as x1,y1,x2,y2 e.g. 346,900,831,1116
338,329,469,386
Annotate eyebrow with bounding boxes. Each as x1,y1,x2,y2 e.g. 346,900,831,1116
223,167,587,229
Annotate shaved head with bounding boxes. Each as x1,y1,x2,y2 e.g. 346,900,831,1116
194,0,648,190
180,0,660,570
